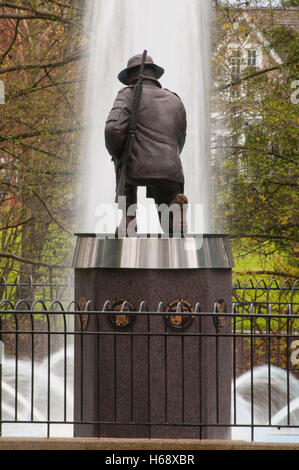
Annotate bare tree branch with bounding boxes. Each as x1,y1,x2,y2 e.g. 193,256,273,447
17,143,68,162
8,78,85,100
0,1,82,12
1,182,73,236
23,187,73,237
0,251,70,269
0,126,82,143
233,270,298,279
0,217,33,231
229,234,297,242
0,18,19,66
0,50,88,75
230,145,296,163
0,2,85,30
213,56,299,92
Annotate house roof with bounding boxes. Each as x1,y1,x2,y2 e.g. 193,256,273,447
234,7,299,32
212,7,299,43
212,7,298,67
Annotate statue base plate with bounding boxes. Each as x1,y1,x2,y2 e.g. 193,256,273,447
72,233,234,269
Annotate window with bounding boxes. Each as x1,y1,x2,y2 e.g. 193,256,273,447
231,51,241,80
216,135,226,155
247,50,257,67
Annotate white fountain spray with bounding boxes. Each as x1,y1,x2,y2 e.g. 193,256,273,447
232,366,299,442
1,347,74,437
2,2,299,442
77,0,212,234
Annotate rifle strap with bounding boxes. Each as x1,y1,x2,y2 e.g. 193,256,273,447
115,50,147,202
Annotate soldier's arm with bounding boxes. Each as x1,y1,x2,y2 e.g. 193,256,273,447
167,89,187,154
104,88,132,160
179,104,187,154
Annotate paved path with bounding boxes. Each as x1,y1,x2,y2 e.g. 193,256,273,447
0,438,298,450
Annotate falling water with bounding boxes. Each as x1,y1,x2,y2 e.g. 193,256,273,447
77,0,212,234
1,348,74,437
232,366,299,442
1,355,299,441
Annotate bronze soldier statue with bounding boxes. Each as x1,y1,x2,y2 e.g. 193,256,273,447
105,53,188,235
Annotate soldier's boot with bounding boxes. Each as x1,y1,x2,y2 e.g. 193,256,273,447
116,216,137,236
116,184,137,235
169,194,188,236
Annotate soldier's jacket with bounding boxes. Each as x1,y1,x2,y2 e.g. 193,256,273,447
104,79,187,185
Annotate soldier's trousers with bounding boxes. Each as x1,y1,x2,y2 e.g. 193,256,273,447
118,179,187,235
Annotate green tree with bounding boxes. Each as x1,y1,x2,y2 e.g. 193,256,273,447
0,0,87,291
211,3,298,278
281,0,299,7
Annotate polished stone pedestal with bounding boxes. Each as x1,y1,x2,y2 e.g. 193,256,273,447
73,234,234,439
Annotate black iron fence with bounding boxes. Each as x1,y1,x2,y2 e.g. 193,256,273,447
0,276,73,304
0,278,298,442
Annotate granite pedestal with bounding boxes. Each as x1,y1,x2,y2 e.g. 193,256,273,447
73,234,234,439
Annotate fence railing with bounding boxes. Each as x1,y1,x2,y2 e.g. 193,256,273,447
1,275,298,304
0,278,298,442
0,276,74,303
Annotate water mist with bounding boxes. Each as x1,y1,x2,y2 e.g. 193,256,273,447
77,0,212,234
